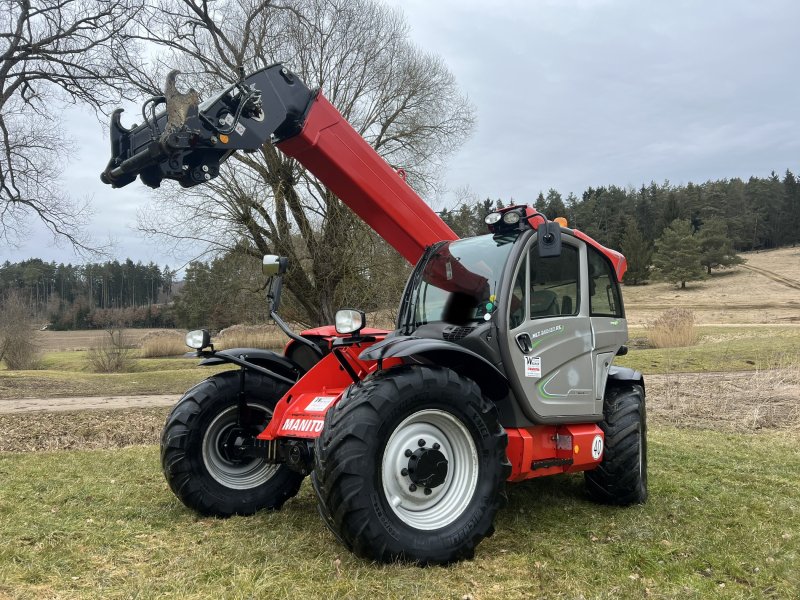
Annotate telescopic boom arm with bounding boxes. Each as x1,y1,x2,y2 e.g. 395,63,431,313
100,64,457,264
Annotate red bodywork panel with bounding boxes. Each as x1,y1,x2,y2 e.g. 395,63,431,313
571,228,628,282
505,424,604,481
277,94,458,265
299,325,390,339
258,341,402,441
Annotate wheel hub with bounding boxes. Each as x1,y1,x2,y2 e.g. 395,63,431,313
407,446,448,488
219,426,249,463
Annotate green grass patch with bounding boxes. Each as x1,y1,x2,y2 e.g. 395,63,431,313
618,325,800,374
0,349,236,398
0,366,232,399
0,428,797,599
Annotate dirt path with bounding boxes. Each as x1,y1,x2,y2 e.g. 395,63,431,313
0,394,179,414
740,264,800,291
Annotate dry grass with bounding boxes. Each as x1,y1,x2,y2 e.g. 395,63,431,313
216,324,285,350
646,308,697,348
646,364,800,432
0,407,170,452
623,246,800,326
37,328,168,352
138,330,187,358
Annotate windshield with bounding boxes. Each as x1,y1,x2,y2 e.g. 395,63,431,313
411,234,516,326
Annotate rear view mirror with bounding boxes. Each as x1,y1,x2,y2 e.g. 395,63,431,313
262,255,288,276
538,222,562,258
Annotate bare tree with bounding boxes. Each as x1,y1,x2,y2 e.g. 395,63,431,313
0,0,142,250
132,0,473,324
0,289,40,369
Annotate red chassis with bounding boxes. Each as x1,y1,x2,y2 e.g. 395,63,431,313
268,328,604,482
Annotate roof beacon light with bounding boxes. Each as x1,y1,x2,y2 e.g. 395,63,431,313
554,217,568,227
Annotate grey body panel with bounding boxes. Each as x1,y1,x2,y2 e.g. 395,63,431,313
497,232,629,423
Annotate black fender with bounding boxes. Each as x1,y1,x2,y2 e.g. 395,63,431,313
607,365,645,394
359,336,510,402
199,347,303,381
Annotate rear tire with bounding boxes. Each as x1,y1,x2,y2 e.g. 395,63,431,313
314,365,510,564
161,371,304,516
585,384,647,505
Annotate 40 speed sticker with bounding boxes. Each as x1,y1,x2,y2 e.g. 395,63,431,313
591,434,604,460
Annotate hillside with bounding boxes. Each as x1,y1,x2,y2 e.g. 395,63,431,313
623,246,800,326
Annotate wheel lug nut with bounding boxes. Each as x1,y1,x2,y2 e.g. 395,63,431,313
401,468,408,476
409,484,417,492
424,488,432,495
433,443,440,450
418,439,426,447
404,449,413,457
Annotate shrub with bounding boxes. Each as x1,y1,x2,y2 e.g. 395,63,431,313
139,330,187,358
0,291,42,370
87,329,135,373
647,308,697,348
217,324,285,350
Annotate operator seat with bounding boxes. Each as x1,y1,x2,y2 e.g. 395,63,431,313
530,290,559,318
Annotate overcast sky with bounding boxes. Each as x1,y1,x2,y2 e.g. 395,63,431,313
5,0,799,267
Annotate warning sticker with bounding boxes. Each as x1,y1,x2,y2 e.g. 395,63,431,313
591,435,604,460
305,396,337,412
524,356,541,378
234,122,246,136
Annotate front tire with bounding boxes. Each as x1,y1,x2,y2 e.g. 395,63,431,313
161,371,304,516
314,365,509,564
585,384,648,505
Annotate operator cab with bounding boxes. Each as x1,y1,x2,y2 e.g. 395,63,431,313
396,206,628,426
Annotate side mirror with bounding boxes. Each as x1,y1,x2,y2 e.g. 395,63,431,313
335,309,366,335
262,255,288,276
538,221,562,258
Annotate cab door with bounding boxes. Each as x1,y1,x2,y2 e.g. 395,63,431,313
587,247,628,411
503,237,599,420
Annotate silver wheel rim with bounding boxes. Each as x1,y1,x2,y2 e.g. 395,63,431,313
202,403,279,489
381,409,479,530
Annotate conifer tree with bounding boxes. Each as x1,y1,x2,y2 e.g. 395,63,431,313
698,218,744,274
653,219,705,289
620,218,652,285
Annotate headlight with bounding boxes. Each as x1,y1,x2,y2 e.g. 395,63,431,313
185,329,211,350
484,212,502,225
335,309,366,335
502,211,521,225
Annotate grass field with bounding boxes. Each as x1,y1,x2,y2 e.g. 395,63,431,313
1,250,798,598
2,324,797,401
622,246,800,326
0,429,797,599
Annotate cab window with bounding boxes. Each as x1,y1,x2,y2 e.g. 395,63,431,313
529,244,580,320
588,248,623,317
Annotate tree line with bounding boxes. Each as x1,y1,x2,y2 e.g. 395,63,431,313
443,170,799,251
0,259,176,328
442,169,798,288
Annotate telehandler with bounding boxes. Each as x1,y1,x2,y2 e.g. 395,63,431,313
102,64,646,564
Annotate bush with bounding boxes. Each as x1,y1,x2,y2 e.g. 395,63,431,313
647,308,697,348
0,291,41,370
138,330,187,358
87,329,135,373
